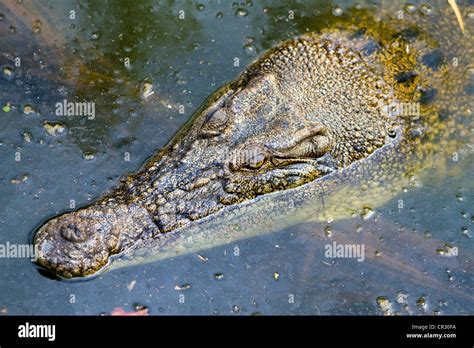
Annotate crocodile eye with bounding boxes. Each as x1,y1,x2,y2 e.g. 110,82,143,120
244,151,266,169
201,109,229,135
230,147,268,171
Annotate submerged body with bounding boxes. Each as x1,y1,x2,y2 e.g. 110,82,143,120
34,23,470,278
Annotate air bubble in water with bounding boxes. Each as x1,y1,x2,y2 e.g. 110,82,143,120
244,43,256,56
235,8,248,17
23,104,35,115
417,296,427,310
42,121,66,136
404,4,416,13
83,152,95,161
461,227,470,237
22,131,33,143
90,31,100,40
419,3,433,16
141,82,154,98
324,225,332,237
360,206,375,220
332,6,343,16
376,296,393,315
3,66,12,77
33,19,42,33
213,273,224,280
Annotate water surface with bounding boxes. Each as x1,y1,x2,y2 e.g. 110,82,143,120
0,0,472,315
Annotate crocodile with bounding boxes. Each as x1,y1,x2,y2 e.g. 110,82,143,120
34,17,471,278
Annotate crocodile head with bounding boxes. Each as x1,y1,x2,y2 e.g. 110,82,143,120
34,34,397,278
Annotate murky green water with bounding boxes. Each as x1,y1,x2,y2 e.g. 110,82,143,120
0,0,472,315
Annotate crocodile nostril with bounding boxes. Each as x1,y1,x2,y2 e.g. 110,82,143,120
60,223,88,242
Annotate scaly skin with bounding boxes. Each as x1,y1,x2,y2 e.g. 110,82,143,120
34,21,470,278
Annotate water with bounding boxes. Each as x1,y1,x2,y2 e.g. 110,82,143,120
0,0,472,315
